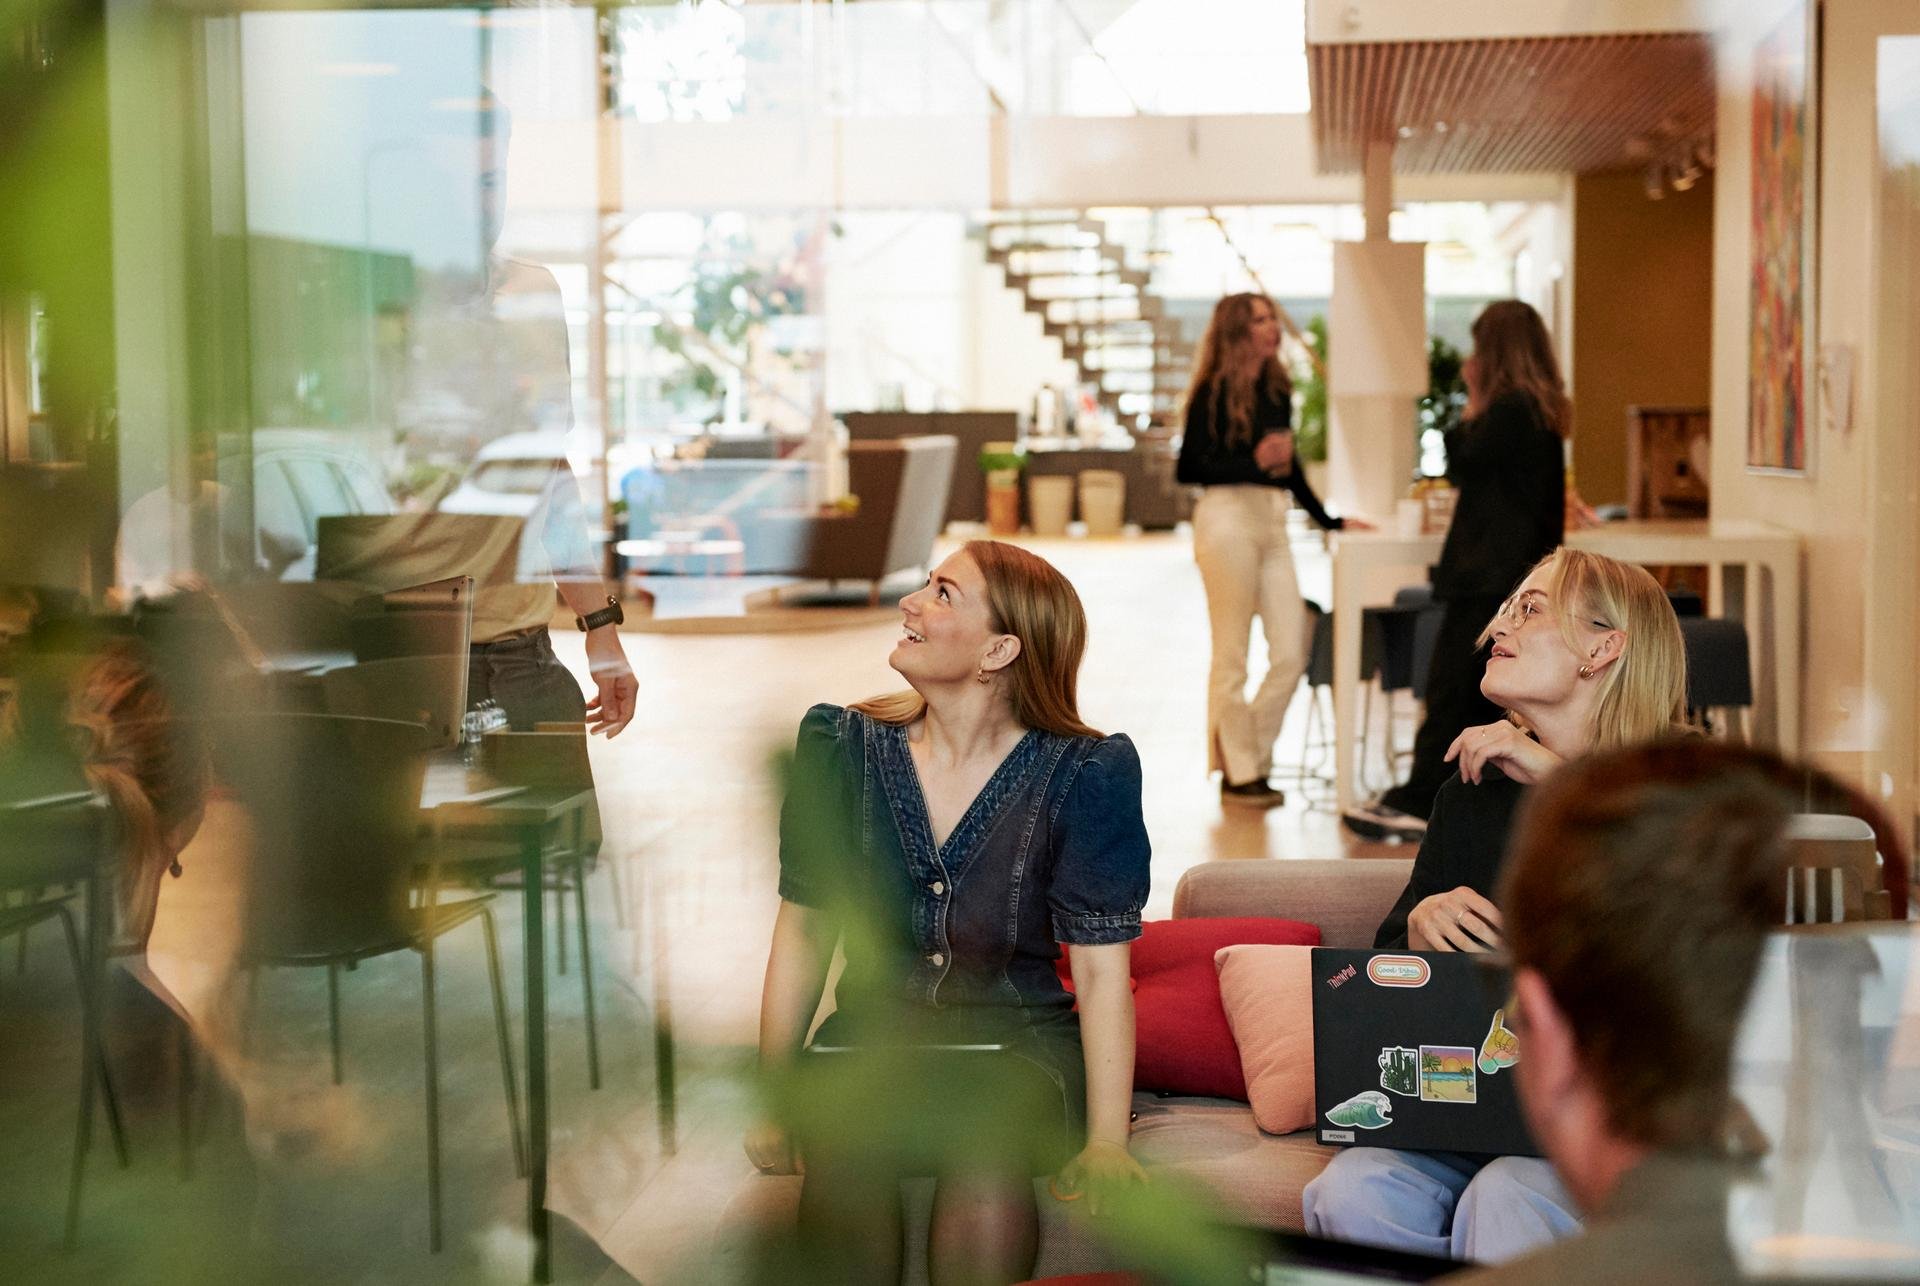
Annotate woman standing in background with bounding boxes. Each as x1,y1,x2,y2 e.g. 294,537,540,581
1179,292,1365,809
1344,299,1567,841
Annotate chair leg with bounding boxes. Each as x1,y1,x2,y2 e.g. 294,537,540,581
573,862,601,1091
97,1051,130,1170
420,943,443,1253
326,963,344,1086
554,878,568,977
1359,682,1375,793
479,907,527,1178
53,906,130,1169
606,854,628,930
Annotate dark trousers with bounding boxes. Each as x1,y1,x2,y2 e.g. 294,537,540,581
468,625,603,855
467,627,589,731
1379,595,1504,821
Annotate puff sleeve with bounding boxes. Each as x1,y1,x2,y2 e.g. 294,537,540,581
1046,735,1152,946
776,704,854,909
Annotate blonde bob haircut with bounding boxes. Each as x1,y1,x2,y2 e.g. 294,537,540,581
1478,548,1688,751
852,540,1101,740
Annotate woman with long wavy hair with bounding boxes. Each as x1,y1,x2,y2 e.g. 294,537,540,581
1178,292,1367,809
1346,298,1568,840
747,540,1151,1284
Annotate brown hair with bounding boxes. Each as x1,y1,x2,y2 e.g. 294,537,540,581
1502,741,1909,1150
1478,548,1688,750
1183,292,1292,450
852,540,1100,739
67,640,209,952
1467,299,1570,437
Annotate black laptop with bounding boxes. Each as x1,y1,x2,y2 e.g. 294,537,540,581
1310,948,1537,1157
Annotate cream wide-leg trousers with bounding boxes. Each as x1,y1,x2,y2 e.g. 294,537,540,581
1192,485,1311,786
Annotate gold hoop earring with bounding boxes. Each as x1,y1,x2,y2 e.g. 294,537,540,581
976,666,991,685
1578,664,1593,680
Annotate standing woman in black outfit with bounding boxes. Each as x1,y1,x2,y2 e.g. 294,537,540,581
1179,293,1366,808
1345,300,1567,839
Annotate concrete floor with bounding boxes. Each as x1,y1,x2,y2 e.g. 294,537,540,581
0,526,1408,1284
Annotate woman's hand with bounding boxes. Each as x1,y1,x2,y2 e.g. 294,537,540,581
743,1119,800,1175
1407,887,1504,953
1052,1138,1147,1215
1444,720,1564,786
1253,432,1294,475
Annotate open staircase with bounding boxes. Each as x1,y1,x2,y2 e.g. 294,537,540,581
974,212,1193,424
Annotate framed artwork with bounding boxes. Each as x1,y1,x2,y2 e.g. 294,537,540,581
1747,1,1819,475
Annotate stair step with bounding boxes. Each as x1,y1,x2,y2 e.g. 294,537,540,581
1079,356,1195,376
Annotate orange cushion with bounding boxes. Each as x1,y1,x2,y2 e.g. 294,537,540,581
1213,944,1317,1135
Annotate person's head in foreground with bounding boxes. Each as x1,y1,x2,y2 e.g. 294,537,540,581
1500,740,1806,1213
872,538,1098,736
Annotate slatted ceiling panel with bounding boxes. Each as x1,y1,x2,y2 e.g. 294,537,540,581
1309,33,1716,175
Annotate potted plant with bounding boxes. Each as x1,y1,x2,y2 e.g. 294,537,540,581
1291,315,1330,498
978,445,1026,536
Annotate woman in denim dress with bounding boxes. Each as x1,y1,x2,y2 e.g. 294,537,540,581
747,540,1151,1284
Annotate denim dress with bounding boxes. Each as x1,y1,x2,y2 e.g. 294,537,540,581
777,703,1151,1153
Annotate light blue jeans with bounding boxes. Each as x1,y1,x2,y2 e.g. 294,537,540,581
1301,1148,1580,1264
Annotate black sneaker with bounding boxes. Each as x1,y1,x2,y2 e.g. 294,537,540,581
1222,779,1287,809
1340,801,1428,841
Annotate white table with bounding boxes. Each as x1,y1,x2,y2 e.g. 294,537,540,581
1329,519,1804,813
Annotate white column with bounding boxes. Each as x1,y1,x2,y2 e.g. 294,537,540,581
1327,142,1425,523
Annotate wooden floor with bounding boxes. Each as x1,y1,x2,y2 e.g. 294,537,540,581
26,525,1411,1283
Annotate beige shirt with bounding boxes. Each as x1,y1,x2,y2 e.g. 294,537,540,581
315,510,555,642
331,254,591,641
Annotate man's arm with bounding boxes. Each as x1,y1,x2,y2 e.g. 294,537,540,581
554,576,638,738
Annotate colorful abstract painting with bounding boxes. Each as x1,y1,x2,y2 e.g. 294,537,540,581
1747,3,1816,474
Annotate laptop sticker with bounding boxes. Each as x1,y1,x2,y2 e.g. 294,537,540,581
1366,955,1431,988
1378,1045,1419,1097
1418,1046,1477,1103
1325,1090,1394,1130
1478,1008,1519,1075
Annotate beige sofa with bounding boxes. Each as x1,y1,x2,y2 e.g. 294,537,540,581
725,857,1415,1281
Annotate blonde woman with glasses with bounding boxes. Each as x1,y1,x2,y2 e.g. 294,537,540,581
1303,547,1687,1267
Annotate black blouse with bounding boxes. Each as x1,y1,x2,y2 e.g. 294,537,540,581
1373,767,1528,950
1432,390,1564,601
1176,378,1343,531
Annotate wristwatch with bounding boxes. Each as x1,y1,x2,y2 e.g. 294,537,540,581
575,595,624,632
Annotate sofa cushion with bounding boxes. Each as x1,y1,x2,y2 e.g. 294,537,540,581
1128,1092,1330,1231
1172,859,1414,950
1214,944,1316,1135
1063,916,1319,1099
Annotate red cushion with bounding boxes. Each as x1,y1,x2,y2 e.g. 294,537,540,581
1058,916,1320,1099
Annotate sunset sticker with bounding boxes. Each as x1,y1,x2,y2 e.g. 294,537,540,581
1418,1045,1477,1104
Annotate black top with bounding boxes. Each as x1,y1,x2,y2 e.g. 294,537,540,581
1176,378,1343,531
1373,767,1528,950
1432,390,1564,601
